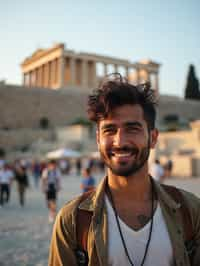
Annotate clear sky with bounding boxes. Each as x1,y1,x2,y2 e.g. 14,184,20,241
0,0,199,97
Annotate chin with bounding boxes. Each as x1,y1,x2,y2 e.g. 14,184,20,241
110,167,137,177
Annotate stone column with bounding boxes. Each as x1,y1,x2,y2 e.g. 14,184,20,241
125,66,129,81
154,72,159,96
51,59,56,85
23,73,26,85
59,54,65,88
70,57,76,86
135,68,140,84
104,63,107,76
93,62,97,88
48,61,52,87
28,72,31,87
24,73,29,86
146,69,150,82
41,65,45,87
81,59,88,88
89,61,97,88
44,63,49,88
37,68,40,87
35,69,38,86
114,64,118,73
30,71,34,86
43,65,46,87
30,71,33,86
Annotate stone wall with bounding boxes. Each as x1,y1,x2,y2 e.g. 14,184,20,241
0,84,88,129
0,128,55,151
1,84,200,130
154,122,200,177
158,95,200,122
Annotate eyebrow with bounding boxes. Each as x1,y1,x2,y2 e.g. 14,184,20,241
101,121,143,130
125,121,143,128
101,124,116,130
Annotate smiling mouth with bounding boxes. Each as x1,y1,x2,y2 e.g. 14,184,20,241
111,152,132,157
110,149,137,158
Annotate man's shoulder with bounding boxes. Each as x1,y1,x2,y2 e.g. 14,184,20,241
178,187,200,209
57,189,96,223
162,183,200,213
58,194,83,221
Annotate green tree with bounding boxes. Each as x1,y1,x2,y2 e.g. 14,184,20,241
184,64,200,100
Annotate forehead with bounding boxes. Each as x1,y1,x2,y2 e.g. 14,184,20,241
99,104,146,127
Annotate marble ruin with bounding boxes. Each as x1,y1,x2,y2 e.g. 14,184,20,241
21,43,160,94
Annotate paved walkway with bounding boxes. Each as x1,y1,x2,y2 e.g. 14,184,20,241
0,175,200,266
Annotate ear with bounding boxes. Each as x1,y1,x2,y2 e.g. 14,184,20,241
150,128,159,148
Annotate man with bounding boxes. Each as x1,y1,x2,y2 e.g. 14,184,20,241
14,164,29,206
149,159,164,183
0,163,14,206
80,167,95,193
41,160,61,223
49,74,200,265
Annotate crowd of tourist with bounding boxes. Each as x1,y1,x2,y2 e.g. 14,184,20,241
0,156,104,211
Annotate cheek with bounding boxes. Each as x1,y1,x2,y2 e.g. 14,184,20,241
98,136,111,151
132,134,147,146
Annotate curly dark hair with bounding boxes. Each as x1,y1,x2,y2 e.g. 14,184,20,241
87,73,157,129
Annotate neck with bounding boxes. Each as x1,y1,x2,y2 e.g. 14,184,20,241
107,165,151,202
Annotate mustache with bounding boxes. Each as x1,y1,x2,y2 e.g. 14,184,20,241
110,146,139,154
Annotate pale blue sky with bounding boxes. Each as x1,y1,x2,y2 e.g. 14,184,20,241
0,0,199,97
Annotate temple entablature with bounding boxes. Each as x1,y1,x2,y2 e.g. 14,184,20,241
21,43,161,94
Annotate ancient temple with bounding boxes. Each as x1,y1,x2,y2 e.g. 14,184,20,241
21,43,160,93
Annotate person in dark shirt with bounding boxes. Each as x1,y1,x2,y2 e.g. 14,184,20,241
15,165,28,206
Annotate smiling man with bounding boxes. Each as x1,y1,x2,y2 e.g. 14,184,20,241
49,74,200,266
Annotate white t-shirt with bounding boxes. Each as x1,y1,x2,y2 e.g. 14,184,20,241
149,163,164,182
41,168,62,191
41,168,61,184
0,169,14,184
105,196,174,266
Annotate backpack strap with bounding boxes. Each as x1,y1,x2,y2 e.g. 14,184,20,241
162,184,193,242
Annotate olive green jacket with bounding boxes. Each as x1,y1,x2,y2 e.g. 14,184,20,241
48,177,200,266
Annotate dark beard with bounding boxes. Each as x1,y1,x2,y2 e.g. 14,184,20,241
108,146,150,176
100,135,151,177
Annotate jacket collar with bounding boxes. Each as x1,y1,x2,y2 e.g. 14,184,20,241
78,175,181,212
78,176,107,212
152,179,181,210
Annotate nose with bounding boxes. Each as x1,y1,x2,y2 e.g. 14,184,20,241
113,129,128,147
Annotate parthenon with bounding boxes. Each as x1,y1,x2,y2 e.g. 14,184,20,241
21,43,161,93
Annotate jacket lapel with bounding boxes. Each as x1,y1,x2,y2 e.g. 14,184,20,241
155,182,190,266
79,176,108,266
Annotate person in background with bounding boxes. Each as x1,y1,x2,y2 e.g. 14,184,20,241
164,159,173,178
75,158,82,176
41,160,62,223
0,163,14,206
149,159,165,183
80,167,95,193
32,160,41,188
14,165,29,206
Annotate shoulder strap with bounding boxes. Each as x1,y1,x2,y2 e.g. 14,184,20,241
162,184,193,242
76,190,94,251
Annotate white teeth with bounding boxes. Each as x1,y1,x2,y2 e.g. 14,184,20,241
113,153,132,157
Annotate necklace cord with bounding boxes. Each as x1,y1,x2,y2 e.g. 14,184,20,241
106,178,155,266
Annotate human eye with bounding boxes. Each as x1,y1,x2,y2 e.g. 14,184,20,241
126,123,141,133
102,125,115,135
